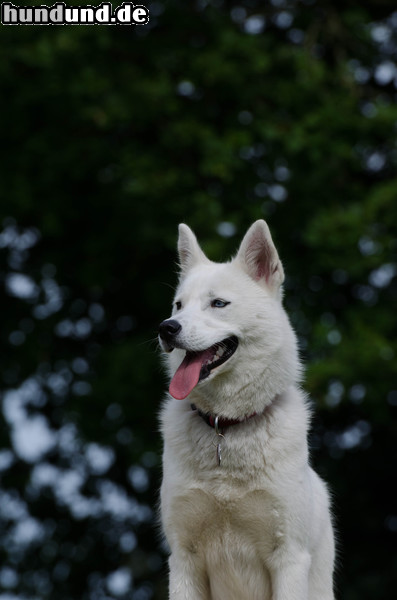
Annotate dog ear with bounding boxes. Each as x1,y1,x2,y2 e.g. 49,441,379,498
236,220,285,290
178,224,210,275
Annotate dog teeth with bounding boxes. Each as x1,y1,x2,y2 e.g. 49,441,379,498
204,346,225,366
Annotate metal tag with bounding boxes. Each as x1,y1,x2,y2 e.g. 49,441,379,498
216,442,222,466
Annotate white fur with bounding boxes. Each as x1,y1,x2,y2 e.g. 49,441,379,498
159,221,335,600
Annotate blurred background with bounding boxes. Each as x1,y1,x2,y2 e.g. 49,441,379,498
1,1,396,598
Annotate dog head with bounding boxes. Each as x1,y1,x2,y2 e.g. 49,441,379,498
159,220,300,416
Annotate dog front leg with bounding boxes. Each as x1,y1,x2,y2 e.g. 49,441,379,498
270,550,311,600
168,551,209,600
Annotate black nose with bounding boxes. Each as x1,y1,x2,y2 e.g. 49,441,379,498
159,319,182,343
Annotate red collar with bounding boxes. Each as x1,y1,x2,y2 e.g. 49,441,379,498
191,404,257,430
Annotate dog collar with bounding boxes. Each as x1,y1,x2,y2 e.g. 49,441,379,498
191,404,257,430
190,404,259,467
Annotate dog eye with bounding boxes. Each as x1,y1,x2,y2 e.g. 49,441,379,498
211,299,230,308
175,301,182,310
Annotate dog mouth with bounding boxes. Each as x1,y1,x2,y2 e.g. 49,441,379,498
169,336,239,400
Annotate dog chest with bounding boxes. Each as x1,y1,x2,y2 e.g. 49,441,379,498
166,487,283,558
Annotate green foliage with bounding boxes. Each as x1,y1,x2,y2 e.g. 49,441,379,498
0,1,397,598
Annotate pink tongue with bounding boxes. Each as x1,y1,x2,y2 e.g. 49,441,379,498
169,349,213,400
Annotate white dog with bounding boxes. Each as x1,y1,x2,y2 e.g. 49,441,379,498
159,220,335,600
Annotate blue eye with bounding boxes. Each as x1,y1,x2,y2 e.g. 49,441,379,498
211,299,230,308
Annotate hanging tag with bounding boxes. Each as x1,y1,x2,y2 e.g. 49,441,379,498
216,442,222,466
214,416,224,466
